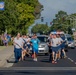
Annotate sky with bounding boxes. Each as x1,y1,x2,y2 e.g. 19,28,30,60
36,0,76,25
29,0,76,33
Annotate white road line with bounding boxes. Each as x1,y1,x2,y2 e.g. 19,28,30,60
0,67,76,71
67,56,76,64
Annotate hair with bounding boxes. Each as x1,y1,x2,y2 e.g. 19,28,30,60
33,34,37,36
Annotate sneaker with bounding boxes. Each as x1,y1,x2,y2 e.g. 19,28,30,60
57,58,60,60
33,58,37,61
64,55,67,58
35,58,37,61
54,61,57,64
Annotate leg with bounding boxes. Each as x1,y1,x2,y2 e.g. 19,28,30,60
14,49,18,62
22,50,25,61
58,50,61,59
54,53,58,63
49,47,52,62
52,51,55,63
18,49,22,61
33,52,36,59
33,49,38,61
62,49,66,58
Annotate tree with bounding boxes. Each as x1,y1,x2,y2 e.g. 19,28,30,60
31,24,50,34
50,10,75,34
0,0,42,35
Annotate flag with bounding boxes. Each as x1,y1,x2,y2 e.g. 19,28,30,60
0,2,4,10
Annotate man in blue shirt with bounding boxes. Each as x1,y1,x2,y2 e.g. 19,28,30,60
31,34,40,61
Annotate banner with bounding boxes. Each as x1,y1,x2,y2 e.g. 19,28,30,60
0,2,4,10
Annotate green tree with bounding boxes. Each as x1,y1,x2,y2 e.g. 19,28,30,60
50,10,74,34
31,24,50,34
0,0,42,35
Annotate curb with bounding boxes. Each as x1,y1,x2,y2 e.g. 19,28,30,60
0,46,14,67
0,53,14,67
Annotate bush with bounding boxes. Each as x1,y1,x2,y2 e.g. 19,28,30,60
0,39,3,46
8,41,13,46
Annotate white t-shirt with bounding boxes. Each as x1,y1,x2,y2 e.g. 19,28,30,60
57,37,63,45
14,37,24,49
25,38,31,44
51,38,59,47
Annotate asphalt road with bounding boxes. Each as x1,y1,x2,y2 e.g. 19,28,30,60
0,70,76,75
0,47,76,75
12,48,76,67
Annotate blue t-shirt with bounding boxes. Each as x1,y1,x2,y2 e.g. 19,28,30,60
7,35,11,42
61,36,65,40
31,38,40,49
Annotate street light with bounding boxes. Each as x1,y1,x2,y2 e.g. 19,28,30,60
41,17,44,22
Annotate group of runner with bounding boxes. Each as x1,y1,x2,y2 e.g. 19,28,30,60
48,32,66,64
13,33,39,62
13,32,66,63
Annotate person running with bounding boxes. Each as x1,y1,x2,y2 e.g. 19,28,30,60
21,35,27,60
60,34,66,58
22,35,31,59
56,34,63,59
30,34,40,61
31,35,34,58
47,33,53,62
51,34,61,63
25,35,31,56
13,33,24,62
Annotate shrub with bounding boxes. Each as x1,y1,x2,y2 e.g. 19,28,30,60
0,39,3,46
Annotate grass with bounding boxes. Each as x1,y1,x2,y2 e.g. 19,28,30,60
0,46,6,51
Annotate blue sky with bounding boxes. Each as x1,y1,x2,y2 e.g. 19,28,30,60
29,0,76,32
36,0,76,25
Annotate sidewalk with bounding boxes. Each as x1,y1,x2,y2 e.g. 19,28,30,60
0,46,14,67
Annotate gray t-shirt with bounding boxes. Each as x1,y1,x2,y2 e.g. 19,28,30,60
51,38,59,47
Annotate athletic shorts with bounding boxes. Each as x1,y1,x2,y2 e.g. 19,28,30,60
32,48,38,54
60,42,65,49
51,45,61,53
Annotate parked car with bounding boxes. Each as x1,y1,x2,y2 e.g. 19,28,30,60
75,41,76,47
29,35,49,55
65,34,75,49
